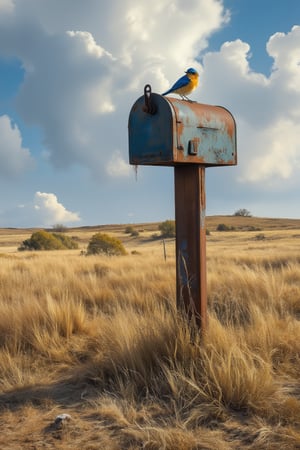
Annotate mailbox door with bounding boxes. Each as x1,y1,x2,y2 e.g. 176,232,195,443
128,94,177,165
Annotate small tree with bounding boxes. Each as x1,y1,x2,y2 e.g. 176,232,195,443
158,220,175,238
87,232,127,256
234,208,252,217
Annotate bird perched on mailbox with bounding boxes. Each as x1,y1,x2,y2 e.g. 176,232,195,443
162,68,199,101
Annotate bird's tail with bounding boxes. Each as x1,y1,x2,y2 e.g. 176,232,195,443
162,89,172,96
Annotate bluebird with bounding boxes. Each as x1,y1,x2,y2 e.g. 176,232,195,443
162,68,199,101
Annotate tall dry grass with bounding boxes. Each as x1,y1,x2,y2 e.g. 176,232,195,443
0,229,300,449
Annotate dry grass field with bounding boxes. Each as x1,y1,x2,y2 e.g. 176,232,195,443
1,216,300,449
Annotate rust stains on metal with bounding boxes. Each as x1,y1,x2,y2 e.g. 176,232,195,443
175,165,207,333
167,98,236,165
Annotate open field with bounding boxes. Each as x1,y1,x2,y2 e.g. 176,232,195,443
1,217,300,448
1,215,300,254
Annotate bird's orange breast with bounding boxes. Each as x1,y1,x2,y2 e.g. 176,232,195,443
175,73,198,95
187,72,199,89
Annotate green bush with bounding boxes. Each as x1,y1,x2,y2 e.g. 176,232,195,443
87,233,127,256
216,223,235,232
125,226,134,234
125,226,139,237
52,233,78,249
158,220,175,238
18,230,78,251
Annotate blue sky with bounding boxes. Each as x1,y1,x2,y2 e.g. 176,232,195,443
0,0,299,227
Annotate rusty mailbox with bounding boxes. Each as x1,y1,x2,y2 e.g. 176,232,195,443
128,87,237,332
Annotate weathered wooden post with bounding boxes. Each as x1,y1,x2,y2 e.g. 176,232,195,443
128,86,237,333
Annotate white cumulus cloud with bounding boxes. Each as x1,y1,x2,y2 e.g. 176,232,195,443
66,30,115,60
106,151,131,178
0,0,228,179
34,192,80,225
0,192,80,227
0,115,34,177
0,0,14,14
200,26,300,189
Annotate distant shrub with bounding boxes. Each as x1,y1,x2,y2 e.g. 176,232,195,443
151,233,160,240
18,230,78,251
125,226,139,237
131,250,141,255
125,226,134,234
87,232,127,256
52,223,68,232
216,223,234,232
254,233,266,241
159,220,175,238
246,226,262,232
206,229,211,236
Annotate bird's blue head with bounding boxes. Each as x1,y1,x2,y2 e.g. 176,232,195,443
185,68,198,75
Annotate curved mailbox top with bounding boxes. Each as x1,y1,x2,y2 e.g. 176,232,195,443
128,93,237,167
